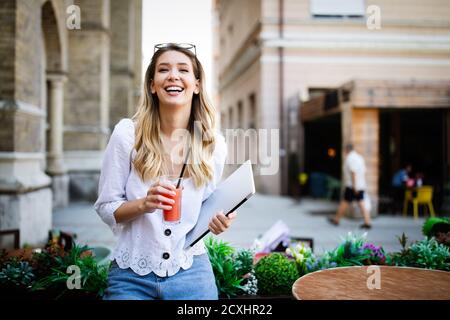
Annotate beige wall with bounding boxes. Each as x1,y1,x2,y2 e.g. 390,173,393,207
220,58,263,183
262,0,450,22
215,0,450,195
217,0,261,74
366,0,450,22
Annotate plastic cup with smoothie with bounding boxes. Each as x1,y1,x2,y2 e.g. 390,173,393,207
160,175,182,225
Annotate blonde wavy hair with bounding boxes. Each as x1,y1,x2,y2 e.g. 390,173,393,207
132,44,216,188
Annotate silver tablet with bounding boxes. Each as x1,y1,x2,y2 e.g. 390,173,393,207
184,160,256,249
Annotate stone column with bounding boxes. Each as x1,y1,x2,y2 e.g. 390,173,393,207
47,73,69,208
110,0,141,127
47,73,66,175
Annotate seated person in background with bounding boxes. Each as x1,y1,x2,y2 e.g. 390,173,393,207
414,172,424,187
391,164,412,214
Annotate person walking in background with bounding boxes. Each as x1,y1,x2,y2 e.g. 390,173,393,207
327,144,372,229
391,164,412,214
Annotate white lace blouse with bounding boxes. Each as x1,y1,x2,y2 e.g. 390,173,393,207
94,118,227,277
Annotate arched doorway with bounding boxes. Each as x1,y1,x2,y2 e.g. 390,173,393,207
41,0,68,208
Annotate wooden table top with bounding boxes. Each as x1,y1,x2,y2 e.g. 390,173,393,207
292,266,450,300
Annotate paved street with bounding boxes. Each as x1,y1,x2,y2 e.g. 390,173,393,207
53,193,426,256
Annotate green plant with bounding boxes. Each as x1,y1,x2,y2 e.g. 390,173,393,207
422,217,450,238
254,253,299,296
0,261,35,289
31,244,65,279
234,249,254,277
286,242,316,275
326,232,373,267
233,248,258,296
308,251,338,271
387,235,450,271
204,237,244,298
398,232,408,251
386,233,410,266
409,238,450,270
32,243,108,299
361,243,386,265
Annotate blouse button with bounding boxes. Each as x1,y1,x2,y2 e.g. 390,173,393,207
162,252,170,260
164,229,171,236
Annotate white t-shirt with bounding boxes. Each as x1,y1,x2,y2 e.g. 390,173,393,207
94,119,227,277
343,150,367,190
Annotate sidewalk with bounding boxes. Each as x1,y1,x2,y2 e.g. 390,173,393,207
53,194,426,255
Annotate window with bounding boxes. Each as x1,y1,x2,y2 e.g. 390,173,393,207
237,101,243,129
248,93,256,129
309,88,339,111
228,107,234,128
310,0,365,18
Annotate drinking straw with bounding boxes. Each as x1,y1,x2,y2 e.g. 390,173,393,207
176,147,190,189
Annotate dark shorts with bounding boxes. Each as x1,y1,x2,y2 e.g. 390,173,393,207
343,187,364,202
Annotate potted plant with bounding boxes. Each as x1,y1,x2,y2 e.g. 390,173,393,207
254,252,298,298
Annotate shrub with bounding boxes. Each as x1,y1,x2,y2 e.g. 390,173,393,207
409,238,450,270
234,249,254,277
32,243,108,299
325,232,373,267
204,237,244,298
0,261,35,290
254,253,299,296
387,234,450,271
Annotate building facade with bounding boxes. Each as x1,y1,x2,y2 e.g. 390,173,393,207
214,0,450,213
0,0,142,247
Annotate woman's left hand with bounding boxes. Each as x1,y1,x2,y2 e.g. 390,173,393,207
208,211,237,235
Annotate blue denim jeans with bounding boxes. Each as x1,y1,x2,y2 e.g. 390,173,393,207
103,254,218,300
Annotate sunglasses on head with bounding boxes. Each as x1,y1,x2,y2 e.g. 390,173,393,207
154,43,196,56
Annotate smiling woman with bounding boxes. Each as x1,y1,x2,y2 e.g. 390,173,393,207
94,43,237,300
136,44,214,185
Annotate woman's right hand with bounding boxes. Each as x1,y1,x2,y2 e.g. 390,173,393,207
139,181,177,213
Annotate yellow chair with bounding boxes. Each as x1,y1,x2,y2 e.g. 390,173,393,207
298,173,308,186
403,186,436,219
